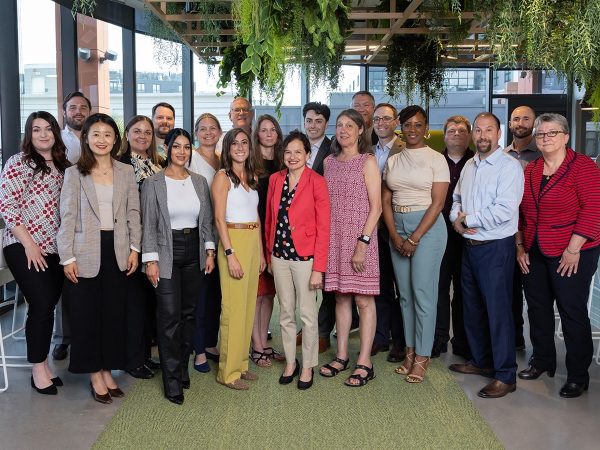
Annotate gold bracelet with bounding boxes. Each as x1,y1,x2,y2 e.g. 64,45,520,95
407,237,419,246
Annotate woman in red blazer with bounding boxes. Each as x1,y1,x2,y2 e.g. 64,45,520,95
265,130,330,390
516,113,600,398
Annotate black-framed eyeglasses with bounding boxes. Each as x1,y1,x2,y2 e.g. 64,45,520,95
534,130,566,139
373,116,394,124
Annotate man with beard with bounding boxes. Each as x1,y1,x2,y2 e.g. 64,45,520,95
52,91,91,361
504,106,541,351
448,112,524,398
61,92,91,164
152,102,175,158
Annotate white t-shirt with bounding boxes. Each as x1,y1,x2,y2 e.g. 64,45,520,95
165,176,200,229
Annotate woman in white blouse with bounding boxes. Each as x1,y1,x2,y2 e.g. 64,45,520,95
189,113,222,370
141,128,215,405
381,105,449,384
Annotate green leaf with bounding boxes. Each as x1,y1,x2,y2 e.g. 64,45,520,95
240,58,253,74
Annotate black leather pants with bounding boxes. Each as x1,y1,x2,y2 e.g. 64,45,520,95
155,229,203,397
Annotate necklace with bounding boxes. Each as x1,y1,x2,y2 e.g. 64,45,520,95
95,167,111,176
545,174,553,181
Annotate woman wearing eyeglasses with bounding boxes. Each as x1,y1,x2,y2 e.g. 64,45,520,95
517,113,600,398
381,105,449,384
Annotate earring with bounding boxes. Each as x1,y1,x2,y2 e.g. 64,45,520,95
425,132,431,140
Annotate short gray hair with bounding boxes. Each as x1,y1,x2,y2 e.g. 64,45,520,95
534,113,569,134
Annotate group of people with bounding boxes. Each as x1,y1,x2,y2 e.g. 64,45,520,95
1,89,599,406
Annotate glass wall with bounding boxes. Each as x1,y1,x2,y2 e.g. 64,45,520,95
135,33,183,128
17,0,58,132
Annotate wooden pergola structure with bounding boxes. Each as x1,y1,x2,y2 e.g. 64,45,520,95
143,0,492,65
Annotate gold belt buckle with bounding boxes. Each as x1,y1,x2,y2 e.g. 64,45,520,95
249,223,258,230
399,206,410,214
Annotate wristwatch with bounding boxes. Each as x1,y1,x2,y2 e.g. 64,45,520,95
225,248,235,256
357,234,371,244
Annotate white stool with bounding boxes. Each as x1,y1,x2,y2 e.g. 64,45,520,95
0,267,30,393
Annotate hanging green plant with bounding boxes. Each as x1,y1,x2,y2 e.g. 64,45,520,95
71,0,96,18
385,35,446,104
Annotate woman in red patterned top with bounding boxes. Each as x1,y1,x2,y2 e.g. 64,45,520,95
517,113,600,398
0,111,70,395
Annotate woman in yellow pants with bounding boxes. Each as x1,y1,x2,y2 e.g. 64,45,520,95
212,127,265,390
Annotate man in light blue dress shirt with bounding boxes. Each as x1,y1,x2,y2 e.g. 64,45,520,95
448,112,524,399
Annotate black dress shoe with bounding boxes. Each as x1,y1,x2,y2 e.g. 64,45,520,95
279,360,299,385
145,358,161,370
297,368,314,390
166,394,184,405
52,344,69,361
369,342,390,356
31,376,57,395
205,351,220,363
107,387,125,398
431,341,448,358
51,376,63,387
182,380,191,389
127,365,154,379
559,381,589,398
267,330,273,341
518,365,555,380
90,382,112,404
387,346,406,363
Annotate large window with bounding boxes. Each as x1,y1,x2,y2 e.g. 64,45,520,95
18,0,58,132
135,33,183,127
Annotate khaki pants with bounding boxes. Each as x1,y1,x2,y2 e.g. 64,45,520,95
271,256,318,368
217,228,260,384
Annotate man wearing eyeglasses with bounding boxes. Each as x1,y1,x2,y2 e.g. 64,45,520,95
228,97,253,134
371,103,407,362
504,105,542,352
448,112,524,399
432,116,474,360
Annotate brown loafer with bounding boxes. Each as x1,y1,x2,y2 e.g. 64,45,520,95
241,370,258,381
318,337,331,354
477,379,516,398
219,379,249,390
448,362,494,377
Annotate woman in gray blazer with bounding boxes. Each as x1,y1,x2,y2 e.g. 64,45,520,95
57,113,142,405
141,128,215,405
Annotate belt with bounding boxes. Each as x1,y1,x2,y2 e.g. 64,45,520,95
392,205,429,214
464,238,492,246
227,222,259,230
173,227,198,234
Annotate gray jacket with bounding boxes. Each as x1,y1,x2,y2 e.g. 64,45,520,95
57,161,142,278
141,171,215,279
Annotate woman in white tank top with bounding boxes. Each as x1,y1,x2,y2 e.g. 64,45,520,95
212,128,265,390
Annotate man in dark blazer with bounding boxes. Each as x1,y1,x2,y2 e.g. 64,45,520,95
372,103,406,361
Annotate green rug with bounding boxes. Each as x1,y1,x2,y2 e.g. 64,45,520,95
94,337,503,449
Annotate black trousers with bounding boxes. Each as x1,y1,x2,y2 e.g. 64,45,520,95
522,243,600,384
125,262,156,370
511,264,525,345
434,227,470,353
63,231,128,373
194,263,221,353
374,228,405,348
155,230,203,397
4,243,63,363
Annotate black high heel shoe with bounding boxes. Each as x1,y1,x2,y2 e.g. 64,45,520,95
90,382,112,404
31,376,57,395
297,368,314,390
279,359,299,385
51,376,63,387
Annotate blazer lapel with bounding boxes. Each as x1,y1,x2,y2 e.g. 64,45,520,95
155,172,171,228
312,136,331,172
538,148,576,200
388,137,405,158
190,173,204,225
112,162,124,215
80,173,100,220
293,168,310,200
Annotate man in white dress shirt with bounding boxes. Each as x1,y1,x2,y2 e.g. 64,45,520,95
60,92,91,164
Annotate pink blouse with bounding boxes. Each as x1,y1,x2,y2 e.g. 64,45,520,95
0,153,64,253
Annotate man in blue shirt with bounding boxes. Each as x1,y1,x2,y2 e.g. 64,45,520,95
448,112,524,398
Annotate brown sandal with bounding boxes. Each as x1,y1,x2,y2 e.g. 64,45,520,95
394,351,415,375
219,379,249,390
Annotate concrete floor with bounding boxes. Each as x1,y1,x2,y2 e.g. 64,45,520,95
1,303,599,450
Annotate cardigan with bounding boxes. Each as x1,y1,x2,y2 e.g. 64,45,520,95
519,148,600,256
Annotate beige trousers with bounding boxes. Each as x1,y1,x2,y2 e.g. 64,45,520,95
271,256,318,368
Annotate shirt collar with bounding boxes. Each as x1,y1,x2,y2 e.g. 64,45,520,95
376,135,396,152
474,146,503,165
310,136,325,150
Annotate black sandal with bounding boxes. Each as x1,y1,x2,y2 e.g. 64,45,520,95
319,357,350,378
344,364,375,387
250,348,272,367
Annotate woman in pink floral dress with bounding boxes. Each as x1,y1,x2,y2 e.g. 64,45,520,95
319,109,382,387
